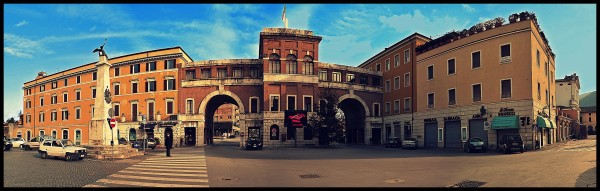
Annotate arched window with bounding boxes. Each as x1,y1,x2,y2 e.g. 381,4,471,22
52,130,57,139
269,53,281,73
287,54,297,74
129,128,137,141
62,129,69,140
270,125,280,140
303,56,314,75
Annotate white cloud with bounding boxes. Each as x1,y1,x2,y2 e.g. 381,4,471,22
378,10,470,37
15,20,28,27
55,4,135,28
287,4,318,30
462,4,476,13
4,33,53,58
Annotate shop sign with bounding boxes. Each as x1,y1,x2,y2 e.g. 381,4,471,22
285,110,307,128
424,118,437,123
472,113,485,119
498,107,515,116
444,116,461,121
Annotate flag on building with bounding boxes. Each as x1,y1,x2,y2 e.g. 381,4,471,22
282,4,288,28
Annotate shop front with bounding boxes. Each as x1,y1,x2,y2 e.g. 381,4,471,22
491,115,520,147
537,116,555,146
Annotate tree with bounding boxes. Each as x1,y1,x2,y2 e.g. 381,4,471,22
6,117,16,124
309,88,345,146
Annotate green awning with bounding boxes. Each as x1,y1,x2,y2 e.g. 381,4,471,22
491,116,519,129
537,116,555,128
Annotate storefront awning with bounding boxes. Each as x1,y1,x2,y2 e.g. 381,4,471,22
537,116,555,128
491,116,519,129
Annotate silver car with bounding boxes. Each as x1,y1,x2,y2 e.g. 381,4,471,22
402,138,419,149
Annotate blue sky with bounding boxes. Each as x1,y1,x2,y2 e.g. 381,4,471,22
3,4,596,121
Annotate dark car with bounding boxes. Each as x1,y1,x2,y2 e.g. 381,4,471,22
385,137,401,148
245,137,263,150
498,134,524,154
118,138,129,145
4,136,12,151
464,137,487,153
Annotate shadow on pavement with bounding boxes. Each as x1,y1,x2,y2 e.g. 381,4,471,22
202,143,521,160
575,167,597,187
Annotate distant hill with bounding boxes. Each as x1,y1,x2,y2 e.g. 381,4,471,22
579,91,596,107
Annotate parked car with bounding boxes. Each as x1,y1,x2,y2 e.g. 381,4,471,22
402,138,419,149
21,135,53,150
118,138,129,145
38,139,87,161
245,137,263,150
385,137,401,148
464,137,487,153
498,134,524,154
10,137,25,148
4,136,12,151
133,138,157,150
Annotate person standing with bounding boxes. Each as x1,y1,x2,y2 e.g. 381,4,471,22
165,132,173,157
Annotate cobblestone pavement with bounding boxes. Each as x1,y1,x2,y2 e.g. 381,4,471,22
83,149,209,188
3,148,150,187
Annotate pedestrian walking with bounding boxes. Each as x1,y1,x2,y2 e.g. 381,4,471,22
165,132,173,157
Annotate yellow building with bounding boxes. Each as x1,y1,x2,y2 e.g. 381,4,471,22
413,15,556,150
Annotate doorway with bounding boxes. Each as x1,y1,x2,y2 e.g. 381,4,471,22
371,128,381,145
184,127,196,146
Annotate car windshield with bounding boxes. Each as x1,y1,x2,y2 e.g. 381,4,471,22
470,138,483,142
507,136,522,141
61,140,76,146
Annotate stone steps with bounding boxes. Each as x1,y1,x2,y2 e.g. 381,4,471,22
82,145,144,160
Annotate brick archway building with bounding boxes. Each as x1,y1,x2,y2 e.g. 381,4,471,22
179,28,383,147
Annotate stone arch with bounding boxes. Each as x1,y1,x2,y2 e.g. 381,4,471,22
338,94,370,116
199,90,245,114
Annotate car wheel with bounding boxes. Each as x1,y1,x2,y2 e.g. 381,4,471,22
40,151,48,159
520,147,524,153
78,157,84,160
5,146,10,151
482,148,487,153
65,153,73,161
20,145,25,149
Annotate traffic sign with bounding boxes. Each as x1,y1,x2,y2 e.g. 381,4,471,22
109,118,117,129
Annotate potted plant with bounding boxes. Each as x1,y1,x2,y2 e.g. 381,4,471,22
509,13,519,23
475,23,485,32
469,25,477,35
493,17,505,27
484,20,494,30
519,11,531,21
120,113,126,122
156,110,162,121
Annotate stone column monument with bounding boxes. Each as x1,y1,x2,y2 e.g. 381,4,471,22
89,40,117,145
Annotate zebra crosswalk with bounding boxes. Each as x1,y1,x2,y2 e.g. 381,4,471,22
84,153,209,187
